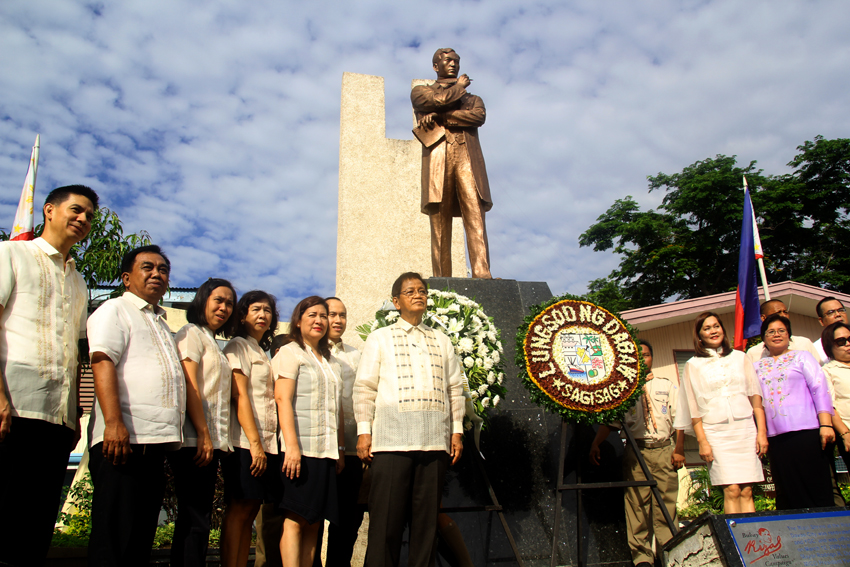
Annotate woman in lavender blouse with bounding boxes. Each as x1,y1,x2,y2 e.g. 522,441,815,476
753,313,835,509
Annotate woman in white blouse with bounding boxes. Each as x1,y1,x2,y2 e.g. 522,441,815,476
273,296,344,567
220,291,281,567
169,279,237,567
674,312,768,513
822,321,850,471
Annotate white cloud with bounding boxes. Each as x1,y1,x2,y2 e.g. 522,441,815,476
2,0,849,316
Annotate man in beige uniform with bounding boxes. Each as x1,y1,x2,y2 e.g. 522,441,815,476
746,299,819,363
590,340,685,567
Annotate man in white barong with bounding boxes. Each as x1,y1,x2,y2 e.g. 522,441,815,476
354,272,465,567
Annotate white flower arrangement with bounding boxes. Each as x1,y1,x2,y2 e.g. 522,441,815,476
355,288,508,426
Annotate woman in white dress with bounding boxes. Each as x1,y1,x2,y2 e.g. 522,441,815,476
220,290,281,567
272,296,343,567
674,312,768,513
169,278,237,567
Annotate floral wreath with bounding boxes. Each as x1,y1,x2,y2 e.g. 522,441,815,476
355,288,506,430
515,293,646,425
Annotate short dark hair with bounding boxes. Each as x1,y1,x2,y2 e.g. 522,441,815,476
822,322,850,361
816,296,844,318
186,278,237,336
760,313,792,343
270,334,293,355
287,296,330,360
325,296,342,303
693,311,733,357
120,244,170,275
760,299,786,317
392,272,428,298
638,339,653,357
228,290,279,351
44,185,99,210
432,48,458,67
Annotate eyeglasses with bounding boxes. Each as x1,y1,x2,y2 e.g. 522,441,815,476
835,337,850,348
399,289,427,298
824,307,846,318
765,329,788,338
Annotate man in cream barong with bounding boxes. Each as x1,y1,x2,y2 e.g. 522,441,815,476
353,272,465,567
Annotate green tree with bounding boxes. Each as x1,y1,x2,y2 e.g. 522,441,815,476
579,137,850,309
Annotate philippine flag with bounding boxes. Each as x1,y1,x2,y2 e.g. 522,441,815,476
734,184,762,350
9,135,40,242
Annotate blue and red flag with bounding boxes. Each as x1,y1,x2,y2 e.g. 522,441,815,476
734,185,762,350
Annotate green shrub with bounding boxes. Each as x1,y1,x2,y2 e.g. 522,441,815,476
56,474,94,538
678,465,775,519
153,523,175,548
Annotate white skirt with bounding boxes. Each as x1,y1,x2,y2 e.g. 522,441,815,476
704,418,765,486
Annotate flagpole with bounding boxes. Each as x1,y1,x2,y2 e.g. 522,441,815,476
743,176,770,301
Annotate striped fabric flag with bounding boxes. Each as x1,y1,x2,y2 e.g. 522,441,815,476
734,184,762,350
9,135,40,241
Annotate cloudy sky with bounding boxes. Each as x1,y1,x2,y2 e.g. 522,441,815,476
2,0,849,315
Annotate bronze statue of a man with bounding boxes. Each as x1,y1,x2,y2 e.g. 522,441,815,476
412,48,493,279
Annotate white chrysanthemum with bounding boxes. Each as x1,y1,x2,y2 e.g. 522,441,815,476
492,351,500,364
476,309,485,318
476,343,488,357
487,371,496,384
477,384,489,395
448,318,464,333
435,307,448,315
386,311,399,321
498,373,504,384
475,358,484,368
427,298,434,306
370,319,381,330
463,356,474,368
483,357,494,370
496,340,503,352
488,330,497,342
481,397,491,408
471,390,479,400
458,337,474,354
493,395,501,407
448,303,460,313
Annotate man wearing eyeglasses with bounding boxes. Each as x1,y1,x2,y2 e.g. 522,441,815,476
353,272,465,567
814,297,848,365
746,299,820,363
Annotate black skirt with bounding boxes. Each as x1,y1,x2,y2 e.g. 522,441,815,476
280,455,339,525
768,428,833,510
222,448,282,503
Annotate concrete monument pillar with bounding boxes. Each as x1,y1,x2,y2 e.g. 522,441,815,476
336,72,466,345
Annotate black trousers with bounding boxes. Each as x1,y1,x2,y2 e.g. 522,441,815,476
87,442,167,567
167,447,221,567
769,429,834,510
314,455,367,567
366,451,449,567
0,417,73,567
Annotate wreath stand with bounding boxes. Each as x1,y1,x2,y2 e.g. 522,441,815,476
549,421,678,567
441,446,526,567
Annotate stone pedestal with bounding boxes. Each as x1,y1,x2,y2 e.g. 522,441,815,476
428,278,633,567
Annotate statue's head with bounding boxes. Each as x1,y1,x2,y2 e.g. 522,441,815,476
432,48,460,79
